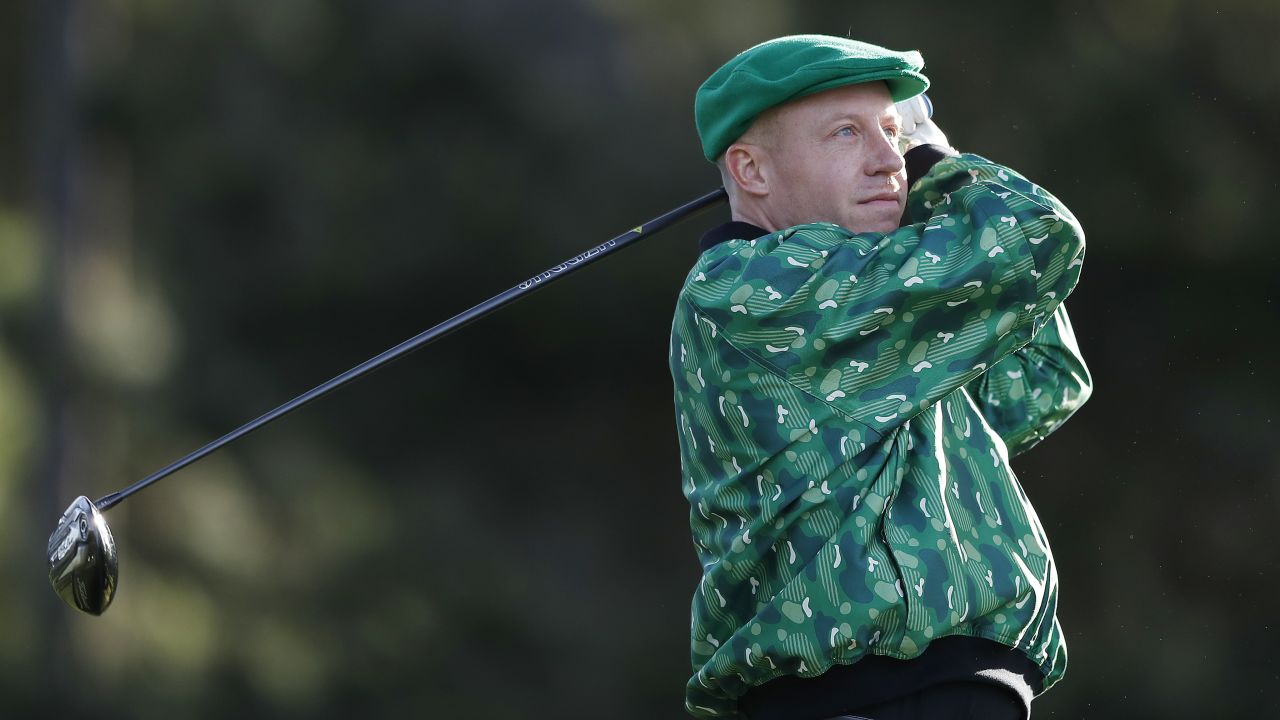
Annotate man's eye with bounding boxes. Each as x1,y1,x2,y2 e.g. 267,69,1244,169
835,126,855,137
882,126,900,139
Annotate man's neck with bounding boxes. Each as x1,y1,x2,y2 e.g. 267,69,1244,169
730,204,780,233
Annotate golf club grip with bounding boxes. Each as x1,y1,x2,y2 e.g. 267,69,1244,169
95,187,729,512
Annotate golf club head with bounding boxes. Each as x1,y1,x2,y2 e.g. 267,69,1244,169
48,496,118,616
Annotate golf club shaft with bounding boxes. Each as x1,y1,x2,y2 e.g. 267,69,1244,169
94,187,729,512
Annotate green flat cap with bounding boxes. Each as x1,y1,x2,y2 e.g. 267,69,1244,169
695,35,930,162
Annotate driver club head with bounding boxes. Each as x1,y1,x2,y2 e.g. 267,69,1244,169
47,496,118,616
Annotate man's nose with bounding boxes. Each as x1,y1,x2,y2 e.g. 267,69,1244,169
867,132,906,176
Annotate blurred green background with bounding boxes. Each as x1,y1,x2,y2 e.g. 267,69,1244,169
2,0,1277,717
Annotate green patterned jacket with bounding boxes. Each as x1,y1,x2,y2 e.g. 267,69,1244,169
669,152,1090,717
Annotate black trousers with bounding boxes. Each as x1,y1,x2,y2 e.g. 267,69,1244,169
824,681,1028,720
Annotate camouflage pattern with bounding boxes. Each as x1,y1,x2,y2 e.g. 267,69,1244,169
669,153,1090,717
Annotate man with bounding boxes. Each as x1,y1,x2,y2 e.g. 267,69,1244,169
669,35,1091,720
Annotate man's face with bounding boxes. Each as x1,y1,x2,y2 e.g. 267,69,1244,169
753,82,906,234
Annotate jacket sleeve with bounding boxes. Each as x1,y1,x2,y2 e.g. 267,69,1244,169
964,303,1092,456
682,153,1086,438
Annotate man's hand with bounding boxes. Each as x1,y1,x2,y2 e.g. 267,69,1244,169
895,94,953,154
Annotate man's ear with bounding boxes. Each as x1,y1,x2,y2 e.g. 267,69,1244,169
722,143,771,198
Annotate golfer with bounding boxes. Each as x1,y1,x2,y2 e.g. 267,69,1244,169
669,35,1091,719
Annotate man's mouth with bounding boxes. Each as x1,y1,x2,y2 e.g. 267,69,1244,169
858,192,901,205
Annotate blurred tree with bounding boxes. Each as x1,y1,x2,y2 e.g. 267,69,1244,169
1,1,1277,718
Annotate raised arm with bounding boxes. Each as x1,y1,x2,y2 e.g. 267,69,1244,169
682,152,1086,437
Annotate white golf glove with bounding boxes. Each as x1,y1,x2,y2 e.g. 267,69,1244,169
895,93,952,154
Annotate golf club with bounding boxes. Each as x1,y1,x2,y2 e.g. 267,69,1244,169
46,186,728,616
48,496,118,616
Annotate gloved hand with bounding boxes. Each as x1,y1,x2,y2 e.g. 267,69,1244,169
895,93,952,154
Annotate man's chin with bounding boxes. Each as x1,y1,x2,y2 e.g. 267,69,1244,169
843,207,903,235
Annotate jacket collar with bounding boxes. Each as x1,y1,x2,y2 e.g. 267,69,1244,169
699,221,771,253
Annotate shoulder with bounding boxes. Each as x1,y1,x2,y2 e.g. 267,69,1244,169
678,222,887,310
700,222,883,267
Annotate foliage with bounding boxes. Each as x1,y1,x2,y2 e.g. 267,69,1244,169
1,1,1277,717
